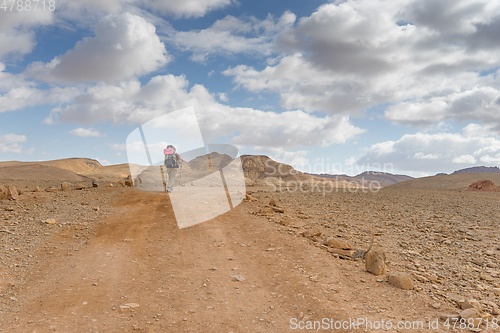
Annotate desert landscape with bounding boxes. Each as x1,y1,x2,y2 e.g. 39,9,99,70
0,156,499,332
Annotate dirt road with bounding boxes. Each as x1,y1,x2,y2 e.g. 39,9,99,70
1,187,468,332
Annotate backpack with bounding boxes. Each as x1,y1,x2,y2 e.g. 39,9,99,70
164,146,179,168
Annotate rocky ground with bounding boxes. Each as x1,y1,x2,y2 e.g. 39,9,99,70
0,180,499,332
246,185,500,330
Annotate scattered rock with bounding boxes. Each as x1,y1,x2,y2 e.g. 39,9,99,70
75,183,85,190
244,194,258,202
120,303,140,310
302,229,322,238
256,207,274,216
439,313,459,321
388,272,414,290
269,198,277,206
493,288,500,296
92,179,99,188
365,248,386,276
116,180,126,187
479,272,494,281
459,308,482,326
231,274,245,282
43,219,56,224
323,238,352,250
46,187,58,192
271,206,285,213
0,185,8,200
106,183,114,187
245,178,256,187
327,248,356,257
32,186,40,192
6,185,19,200
61,183,71,191
431,303,441,309
124,176,134,187
459,299,481,310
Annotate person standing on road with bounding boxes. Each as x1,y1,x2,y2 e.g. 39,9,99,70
164,144,181,193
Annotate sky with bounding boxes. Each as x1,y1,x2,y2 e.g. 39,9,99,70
1,0,500,177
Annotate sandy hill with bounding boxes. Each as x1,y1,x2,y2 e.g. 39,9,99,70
0,163,88,182
385,172,500,191
0,155,360,189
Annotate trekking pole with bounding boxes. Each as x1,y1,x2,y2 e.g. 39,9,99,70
178,162,183,190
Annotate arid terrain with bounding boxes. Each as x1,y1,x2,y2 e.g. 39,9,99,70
1,158,500,332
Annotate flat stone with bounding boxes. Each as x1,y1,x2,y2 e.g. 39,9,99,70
459,308,481,327
323,238,352,250
303,229,321,238
480,272,495,281
327,248,356,257
388,272,414,290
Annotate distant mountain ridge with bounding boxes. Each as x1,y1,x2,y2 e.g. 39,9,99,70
310,171,413,188
451,166,500,174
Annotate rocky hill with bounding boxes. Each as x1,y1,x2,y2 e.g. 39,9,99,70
310,171,412,188
452,166,500,174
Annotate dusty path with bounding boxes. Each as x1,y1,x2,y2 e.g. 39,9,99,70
1,188,458,332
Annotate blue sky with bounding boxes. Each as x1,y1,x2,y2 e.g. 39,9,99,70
1,0,500,177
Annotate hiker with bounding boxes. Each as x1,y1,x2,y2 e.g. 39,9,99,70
164,144,181,193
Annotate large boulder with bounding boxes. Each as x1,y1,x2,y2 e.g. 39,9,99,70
6,185,19,200
365,247,386,276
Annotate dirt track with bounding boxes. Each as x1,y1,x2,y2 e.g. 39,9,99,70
1,186,498,332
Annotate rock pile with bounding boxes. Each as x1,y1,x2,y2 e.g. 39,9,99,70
468,179,500,191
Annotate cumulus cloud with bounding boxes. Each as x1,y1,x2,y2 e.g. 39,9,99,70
0,9,53,59
26,13,168,83
45,74,364,150
169,12,296,61
69,128,104,137
356,128,500,174
140,0,235,18
223,0,500,131
0,133,31,154
0,63,81,113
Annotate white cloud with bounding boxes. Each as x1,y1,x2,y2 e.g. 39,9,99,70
270,150,309,171
69,128,104,137
0,64,82,113
217,92,228,102
140,0,235,18
26,13,168,83
45,73,365,151
0,133,31,154
357,130,500,174
168,12,296,61
223,0,500,131
0,9,53,59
